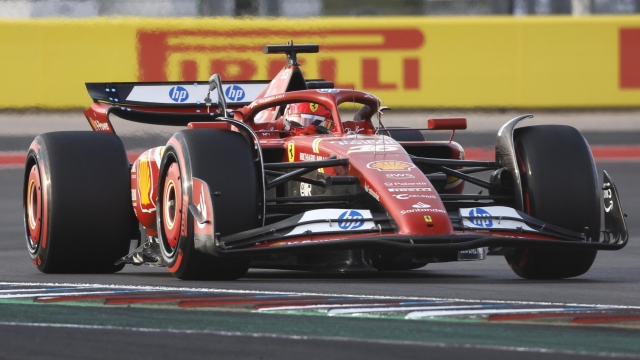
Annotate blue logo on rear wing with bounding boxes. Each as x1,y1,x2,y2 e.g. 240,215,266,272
225,85,245,102
169,86,189,103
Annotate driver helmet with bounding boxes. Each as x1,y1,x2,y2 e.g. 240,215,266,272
284,102,333,130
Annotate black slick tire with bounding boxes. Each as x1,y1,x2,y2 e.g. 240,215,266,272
157,129,258,280
505,125,600,279
24,132,133,273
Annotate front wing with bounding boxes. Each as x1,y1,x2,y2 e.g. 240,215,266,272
189,171,628,258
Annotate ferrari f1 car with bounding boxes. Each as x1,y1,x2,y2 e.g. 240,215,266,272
23,42,628,280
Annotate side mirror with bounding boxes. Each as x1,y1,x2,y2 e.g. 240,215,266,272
427,118,467,130
427,117,467,143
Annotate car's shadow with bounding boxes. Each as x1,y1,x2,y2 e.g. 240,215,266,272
232,268,614,286
111,264,621,284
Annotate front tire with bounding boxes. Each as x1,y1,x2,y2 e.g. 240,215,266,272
157,129,258,280
505,125,600,279
24,132,133,273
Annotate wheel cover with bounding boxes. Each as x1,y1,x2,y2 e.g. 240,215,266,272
162,162,182,251
25,164,42,253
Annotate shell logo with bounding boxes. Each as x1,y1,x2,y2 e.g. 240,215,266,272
135,147,164,213
367,161,416,172
138,157,154,207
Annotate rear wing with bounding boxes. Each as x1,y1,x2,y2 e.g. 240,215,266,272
86,80,334,108
83,79,335,133
84,41,334,131
86,80,270,108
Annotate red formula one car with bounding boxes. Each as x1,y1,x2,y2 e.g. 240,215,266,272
23,43,628,280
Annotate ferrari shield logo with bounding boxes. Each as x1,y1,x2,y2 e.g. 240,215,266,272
287,142,295,162
310,103,319,112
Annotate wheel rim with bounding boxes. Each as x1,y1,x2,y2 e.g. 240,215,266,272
162,162,182,253
164,181,177,230
25,164,42,253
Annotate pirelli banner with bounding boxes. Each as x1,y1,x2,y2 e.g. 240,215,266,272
1,16,640,109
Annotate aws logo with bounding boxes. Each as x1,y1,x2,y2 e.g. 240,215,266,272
169,86,189,102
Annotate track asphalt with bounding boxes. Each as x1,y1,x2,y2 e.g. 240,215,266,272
0,111,639,359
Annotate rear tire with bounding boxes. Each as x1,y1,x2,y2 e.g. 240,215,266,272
24,132,133,273
157,129,258,280
505,125,600,279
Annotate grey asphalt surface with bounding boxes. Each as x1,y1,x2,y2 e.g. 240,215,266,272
0,113,639,359
0,323,611,360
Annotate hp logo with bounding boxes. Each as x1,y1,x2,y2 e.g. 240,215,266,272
169,86,189,103
338,210,365,230
225,85,245,101
469,208,493,228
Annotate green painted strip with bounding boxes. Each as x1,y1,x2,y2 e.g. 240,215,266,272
0,303,638,356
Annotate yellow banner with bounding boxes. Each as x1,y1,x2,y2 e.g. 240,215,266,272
0,16,639,109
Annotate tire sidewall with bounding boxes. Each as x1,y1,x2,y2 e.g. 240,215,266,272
24,145,50,271
157,144,196,276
